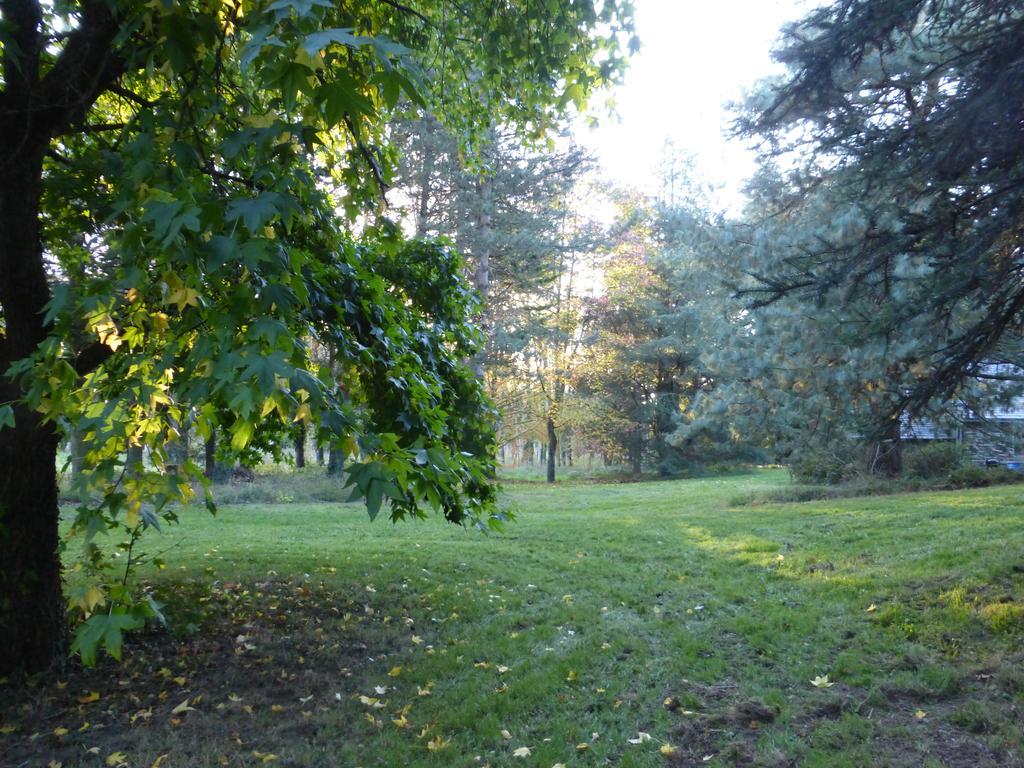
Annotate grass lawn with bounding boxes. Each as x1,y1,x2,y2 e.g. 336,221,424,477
3,469,1024,767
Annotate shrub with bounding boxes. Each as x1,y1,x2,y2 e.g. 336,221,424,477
789,443,859,485
903,442,964,479
946,464,991,488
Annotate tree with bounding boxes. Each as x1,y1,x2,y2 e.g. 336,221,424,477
0,0,634,675
737,0,1024,415
576,191,717,475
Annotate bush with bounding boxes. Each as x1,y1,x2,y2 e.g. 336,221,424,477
946,464,991,488
903,442,964,479
789,443,859,485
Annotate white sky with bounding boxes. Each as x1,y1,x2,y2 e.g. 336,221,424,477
576,0,816,213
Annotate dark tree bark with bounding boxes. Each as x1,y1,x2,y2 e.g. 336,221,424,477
315,444,325,466
546,415,557,483
204,434,217,480
327,443,344,477
294,424,306,469
0,129,64,679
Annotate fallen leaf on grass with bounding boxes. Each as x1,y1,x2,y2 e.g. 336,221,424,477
915,709,927,719
251,751,278,763
388,666,402,677
78,691,100,704
0,724,17,734
575,743,589,752
810,675,834,688
151,755,169,768
866,604,877,613
105,752,128,767
513,746,532,757
426,736,450,751
270,704,285,713
627,732,652,744
53,727,69,737
171,698,196,715
660,744,679,756
500,729,512,740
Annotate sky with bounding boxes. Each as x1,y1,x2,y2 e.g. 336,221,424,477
576,0,816,213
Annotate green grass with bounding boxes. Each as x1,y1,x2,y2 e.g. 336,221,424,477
4,469,1024,767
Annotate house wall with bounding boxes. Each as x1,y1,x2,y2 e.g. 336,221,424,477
963,421,1024,464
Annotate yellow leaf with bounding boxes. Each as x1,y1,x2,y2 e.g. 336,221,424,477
810,675,835,689
497,665,510,673
660,744,679,756
565,670,578,682
411,635,423,644
576,742,589,751
500,728,512,740
151,755,170,768
915,709,927,719
271,704,285,713
426,735,450,751
0,724,16,734
417,686,432,697
228,693,242,703
627,732,652,744
513,746,532,757
866,604,877,613
105,752,129,767
173,676,187,686
388,666,402,677
78,691,100,704
251,752,278,763
171,698,195,715
48,761,63,768
391,715,408,728
53,727,69,737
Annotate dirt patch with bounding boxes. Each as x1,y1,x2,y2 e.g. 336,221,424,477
0,577,409,768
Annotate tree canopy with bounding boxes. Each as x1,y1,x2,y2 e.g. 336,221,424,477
0,0,635,675
737,0,1024,412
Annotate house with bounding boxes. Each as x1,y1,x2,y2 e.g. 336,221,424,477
900,364,1024,465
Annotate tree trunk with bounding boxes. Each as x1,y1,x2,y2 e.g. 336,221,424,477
546,416,557,483
69,424,85,480
0,137,66,675
631,427,643,476
327,443,345,477
294,424,306,469
470,173,492,378
866,417,902,477
204,433,217,480
315,444,325,466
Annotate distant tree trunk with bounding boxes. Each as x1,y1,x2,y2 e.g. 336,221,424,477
204,433,217,480
327,444,345,477
866,418,902,477
315,444,325,466
294,425,306,469
470,173,493,379
126,444,144,476
69,424,84,480
546,416,557,483
631,427,643,476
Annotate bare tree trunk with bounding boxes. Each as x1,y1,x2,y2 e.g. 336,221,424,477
546,416,557,483
294,424,306,469
327,444,345,478
204,433,217,480
0,139,64,676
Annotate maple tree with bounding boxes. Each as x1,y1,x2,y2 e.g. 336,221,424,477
0,0,634,675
